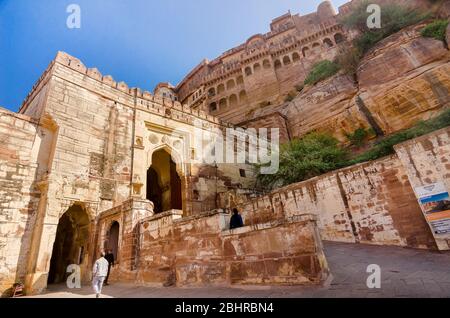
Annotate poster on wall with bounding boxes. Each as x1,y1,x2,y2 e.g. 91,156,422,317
415,182,450,235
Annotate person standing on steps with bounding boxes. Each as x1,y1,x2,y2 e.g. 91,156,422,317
230,208,244,230
92,251,109,298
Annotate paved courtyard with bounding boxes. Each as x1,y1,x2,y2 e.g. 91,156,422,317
28,242,450,298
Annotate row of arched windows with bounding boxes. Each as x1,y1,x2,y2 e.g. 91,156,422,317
206,32,345,104
209,90,248,113
208,75,244,97
244,59,272,76
245,33,345,74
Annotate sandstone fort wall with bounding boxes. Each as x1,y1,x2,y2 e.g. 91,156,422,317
98,208,329,287
0,109,41,294
231,128,450,251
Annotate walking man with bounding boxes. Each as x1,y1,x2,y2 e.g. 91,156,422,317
104,249,115,285
92,251,109,298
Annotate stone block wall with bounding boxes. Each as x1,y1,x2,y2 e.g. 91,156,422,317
221,215,328,285
0,109,40,295
100,208,328,287
234,153,438,250
395,127,450,250
44,56,136,212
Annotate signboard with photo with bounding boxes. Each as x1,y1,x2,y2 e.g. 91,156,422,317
415,182,450,235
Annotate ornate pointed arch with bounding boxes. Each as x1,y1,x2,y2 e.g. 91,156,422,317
147,143,186,178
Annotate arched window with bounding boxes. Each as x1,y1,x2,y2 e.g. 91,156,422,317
245,67,252,76
236,75,244,85
219,98,227,109
217,83,225,94
226,79,235,90
263,59,271,69
253,63,261,72
229,94,238,107
292,52,300,62
274,59,282,69
334,33,344,44
208,87,216,97
312,43,321,54
209,102,217,112
302,47,309,57
283,55,291,65
239,90,247,103
323,38,334,48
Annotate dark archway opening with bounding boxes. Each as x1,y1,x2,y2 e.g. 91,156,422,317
48,205,90,284
147,149,182,214
334,33,345,44
147,167,163,213
107,221,120,261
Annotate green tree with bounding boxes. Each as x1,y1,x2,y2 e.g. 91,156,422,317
256,133,348,189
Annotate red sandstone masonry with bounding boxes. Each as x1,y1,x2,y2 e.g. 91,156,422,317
395,127,450,250
98,205,329,287
234,155,438,250
0,108,41,294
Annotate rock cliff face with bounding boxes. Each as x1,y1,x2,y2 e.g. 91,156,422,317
438,1,450,18
282,74,367,143
447,20,450,49
282,22,450,142
358,23,450,134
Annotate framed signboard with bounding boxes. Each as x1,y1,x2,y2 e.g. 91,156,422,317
415,182,450,235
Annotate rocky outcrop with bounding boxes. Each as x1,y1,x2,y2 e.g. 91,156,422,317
282,74,369,143
447,20,450,49
438,0,450,18
358,23,450,134
283,22,450,142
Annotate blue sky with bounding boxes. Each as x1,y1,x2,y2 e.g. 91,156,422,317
0,0,348,112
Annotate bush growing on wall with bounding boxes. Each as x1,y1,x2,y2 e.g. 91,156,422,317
255,133,349,188
421,19,449,42
350,109,450,165
346,128,371,148
304,60,340,86
341,2,428,55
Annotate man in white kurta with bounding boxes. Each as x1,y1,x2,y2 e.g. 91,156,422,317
92,252,109,298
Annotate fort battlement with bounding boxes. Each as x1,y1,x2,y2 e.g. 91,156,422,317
168,1,354,124
20,51,234,129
